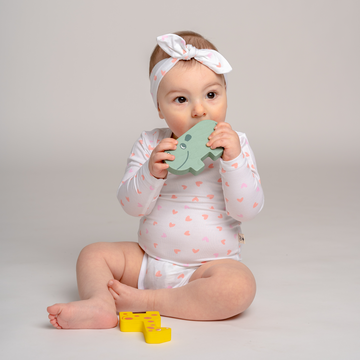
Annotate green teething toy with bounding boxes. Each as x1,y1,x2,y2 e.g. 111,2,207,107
165,120,224,176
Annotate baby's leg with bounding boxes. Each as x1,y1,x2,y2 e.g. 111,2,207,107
108,259,256,321
47,241,144,329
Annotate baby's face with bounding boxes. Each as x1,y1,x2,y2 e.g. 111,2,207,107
157,61,227,139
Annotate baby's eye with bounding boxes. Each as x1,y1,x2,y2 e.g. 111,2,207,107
175,96,187,104
207,92,216,99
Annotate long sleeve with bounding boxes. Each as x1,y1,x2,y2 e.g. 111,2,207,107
117,129,170,217
219,133,264,222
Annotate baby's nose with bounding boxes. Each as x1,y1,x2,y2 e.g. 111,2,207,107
191,102,206,118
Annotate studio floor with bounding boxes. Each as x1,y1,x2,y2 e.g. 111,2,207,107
1,164,359,359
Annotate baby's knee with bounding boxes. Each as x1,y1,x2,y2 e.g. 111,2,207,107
217,265,256,315
231,267,256,313
77,242,109,261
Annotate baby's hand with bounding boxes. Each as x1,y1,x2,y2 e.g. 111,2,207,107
149,138,178,179
206,122,241,162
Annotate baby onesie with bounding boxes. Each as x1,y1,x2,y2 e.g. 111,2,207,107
118,127,264,267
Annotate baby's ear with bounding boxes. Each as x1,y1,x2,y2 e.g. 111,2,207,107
157,103,165,119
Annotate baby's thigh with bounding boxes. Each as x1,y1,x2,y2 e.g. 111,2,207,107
189,259,255,289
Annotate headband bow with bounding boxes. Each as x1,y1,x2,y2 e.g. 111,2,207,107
150,33,232,108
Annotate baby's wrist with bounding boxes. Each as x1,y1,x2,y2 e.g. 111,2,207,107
220,151,246,169
222,149,241,162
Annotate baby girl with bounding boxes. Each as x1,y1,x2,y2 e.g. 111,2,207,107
47,31,264,329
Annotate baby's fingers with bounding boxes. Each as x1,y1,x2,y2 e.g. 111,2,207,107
150,162,171,179
153,151,175,163
208,122,232,139
153,161,171,172
149,138,177,179
156,138,178,153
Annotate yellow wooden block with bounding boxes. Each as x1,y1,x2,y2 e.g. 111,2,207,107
119,311,171,344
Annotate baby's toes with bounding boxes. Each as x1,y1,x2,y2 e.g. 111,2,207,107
108,280,121,298
108,287,119,300
50,318,62,329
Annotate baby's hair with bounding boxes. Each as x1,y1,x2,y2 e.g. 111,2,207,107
149,31,220,76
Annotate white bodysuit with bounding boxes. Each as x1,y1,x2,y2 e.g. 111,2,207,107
118,127,264,274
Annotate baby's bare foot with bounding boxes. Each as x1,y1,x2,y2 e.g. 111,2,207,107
47,297,118,329
108,280,154,313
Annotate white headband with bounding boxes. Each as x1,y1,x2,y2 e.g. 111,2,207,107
150,33,232,108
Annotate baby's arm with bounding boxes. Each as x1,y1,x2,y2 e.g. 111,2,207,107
219,133,264,221
117,130,176,217
206,122,263,221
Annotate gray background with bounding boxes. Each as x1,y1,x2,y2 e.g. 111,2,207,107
1,0,359,359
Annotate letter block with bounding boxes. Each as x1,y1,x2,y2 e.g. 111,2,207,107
119,311,171,344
